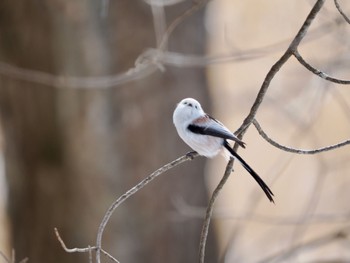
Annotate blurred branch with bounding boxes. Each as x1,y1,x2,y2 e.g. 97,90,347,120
173,196,350,225
95,152,198,263
0,0,209,89
293,50,350,84
100,0,110,18
334,0,350,24
198,158,234,263
0,251,9,263
0,250,28,263
150,5,167,47
259,227,350,263
0,13,345,89
0,60,158,89
1,2,344,90
157,0,209,50
252,118,350,154
0,47,268,89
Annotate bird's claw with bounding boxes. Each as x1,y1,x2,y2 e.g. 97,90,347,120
186,151,197,160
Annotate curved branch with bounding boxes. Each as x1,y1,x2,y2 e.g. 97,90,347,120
0,61,158,89
252,119,350,154
95,152,198,263
334,0,350,24
293,50,350,85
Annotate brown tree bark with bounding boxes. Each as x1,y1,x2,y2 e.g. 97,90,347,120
0,1,217,262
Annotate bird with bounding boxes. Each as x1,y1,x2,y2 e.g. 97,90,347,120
173,98,274,203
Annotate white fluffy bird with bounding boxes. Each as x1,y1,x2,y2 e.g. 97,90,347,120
173,98,274,203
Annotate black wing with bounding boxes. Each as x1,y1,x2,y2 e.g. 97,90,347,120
188,115,245,148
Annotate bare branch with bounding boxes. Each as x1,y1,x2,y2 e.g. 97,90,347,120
55,152,198,263
55,228,94,254
173,196,350,225
18,259,29,263
293,50,350,85
236,0,326,136
95,152,198,263
334,0,350,24
0,251,28,263
198,158,234,263
252,118,350,154
54,228,120,263
197,2,332,261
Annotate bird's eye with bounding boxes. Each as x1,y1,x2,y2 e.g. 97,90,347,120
183,101,187,105
195,105,198,109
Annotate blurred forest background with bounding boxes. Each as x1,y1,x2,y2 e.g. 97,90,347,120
0,0,349,263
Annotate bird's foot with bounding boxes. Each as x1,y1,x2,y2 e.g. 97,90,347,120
186,151,197,160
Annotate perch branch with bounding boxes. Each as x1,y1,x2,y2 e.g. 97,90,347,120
95,152,198,263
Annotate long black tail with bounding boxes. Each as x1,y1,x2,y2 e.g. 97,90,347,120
223,141,274,203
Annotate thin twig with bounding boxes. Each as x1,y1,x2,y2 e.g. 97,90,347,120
55,227,95,253
334,0,350,24
95,152,198,263
173,196,350,225
293,50,350,85
0,251,28,263
54,228,120,263
252,118,350,154
198,158,234,263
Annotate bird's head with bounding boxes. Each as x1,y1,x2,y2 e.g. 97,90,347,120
173,98,204,124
